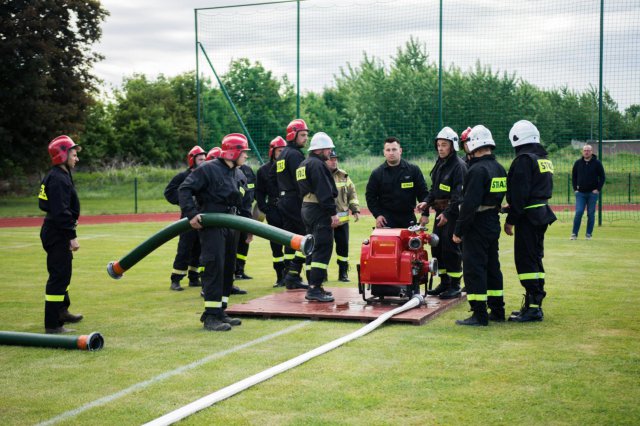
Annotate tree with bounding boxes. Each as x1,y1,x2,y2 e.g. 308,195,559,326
0,0,108,177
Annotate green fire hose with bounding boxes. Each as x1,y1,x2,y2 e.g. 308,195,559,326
107,213,314,279
0,331,104,351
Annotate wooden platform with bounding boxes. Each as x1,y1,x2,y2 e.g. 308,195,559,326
226,287,466,326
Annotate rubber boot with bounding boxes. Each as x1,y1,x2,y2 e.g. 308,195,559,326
427,275,450,296
456,301,489,326
273,261,286,288
439,277,462,299
338,261,350,282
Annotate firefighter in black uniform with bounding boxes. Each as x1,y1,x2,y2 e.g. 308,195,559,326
179,133,252,332
326,149,360,282
366,137,429,229
417,127,467,299
453,125,507,326
233,162,256,288
297,132,339,302
504,120,556,322
256,136,288,287
165,146,206,291
39,135,84,334
276,119,311,289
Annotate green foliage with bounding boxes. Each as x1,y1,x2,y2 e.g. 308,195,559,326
0,0,109,178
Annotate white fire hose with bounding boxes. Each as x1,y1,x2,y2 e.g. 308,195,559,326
144,294,424,426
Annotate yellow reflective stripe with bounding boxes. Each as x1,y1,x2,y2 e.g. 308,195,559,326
439,183,451,192
539,273,545,279
276,160,285,172
401,182,414,189
273,257,285,263
188,266,199,272
339,215,350,223
198,266,205,273
487,290,504,297
222,297,229,304
45,294,65,302
204,301,222,308
537,159,554,174
239,187,245,196
284,254,295,260
530,304,540,308
38,184,48,200
311,262,328,269
247,183,255,189
524,203,546,209
519,272,542,280
336,255,349,262
295,252,306,259
438,269,447,275
466,294,487,301
448,271,463,278
304,264,312,271
490,177,507,192
236,253,248,261
296,167,306,181
172,269,188,275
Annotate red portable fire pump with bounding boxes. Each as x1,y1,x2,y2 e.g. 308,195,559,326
357,225,439,304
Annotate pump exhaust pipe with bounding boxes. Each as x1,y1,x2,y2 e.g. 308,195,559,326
107,213,314,279
0,330,104,351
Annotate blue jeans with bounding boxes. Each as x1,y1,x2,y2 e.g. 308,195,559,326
572,191,598,236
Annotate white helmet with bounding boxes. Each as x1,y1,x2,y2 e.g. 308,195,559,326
308,132,335,151
467,125,495,153
509,120,540,147
435,126,459,151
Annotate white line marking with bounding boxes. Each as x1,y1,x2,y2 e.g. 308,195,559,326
37,321,310,426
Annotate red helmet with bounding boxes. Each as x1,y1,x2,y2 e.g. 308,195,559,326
268,136,287,159
220,133,250,161
286,119,309,142
48,135,81,165
187,146,206,168
206,147,222,161
460,127,473,144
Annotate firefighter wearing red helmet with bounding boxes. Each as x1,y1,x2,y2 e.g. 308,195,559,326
276,119,311,290
255,136,287,287
417,127,467,300
206,147,222,161
38,135,84,334
452,125,507,326
164,146,206,292
179,133,252,331
504,120,556,322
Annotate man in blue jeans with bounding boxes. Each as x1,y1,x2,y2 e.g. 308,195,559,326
571,144,605,240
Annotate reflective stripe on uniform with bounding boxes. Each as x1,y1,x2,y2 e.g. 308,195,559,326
310,262,328,269
204,301,222,308
524,203,546,209
172,269,188,275
519,272,542,280
448,271,463,278
487,289,504,297
198,266,205,273
222,297,229,304
273,257,285,263
304,264,312,271
466,293,488,301
284,254,295,260
438,269,447,275
188,266,199,272
45,294,65,302
236,253,248,261
336,255,349,262
295,252,306,259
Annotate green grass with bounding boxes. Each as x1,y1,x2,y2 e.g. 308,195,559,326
0,217,638,425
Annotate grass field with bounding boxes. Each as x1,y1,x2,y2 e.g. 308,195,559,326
0,217,638,425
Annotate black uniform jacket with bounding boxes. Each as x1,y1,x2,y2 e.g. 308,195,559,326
164,168,191,217
297,153,338,216
454,154,507,238
365,159,429,218
39,166,80,239
178,158,252,221
256,161,279,214
276,143,305,197
572,154,606,193
239,164,256,203
506,144,556,226
426,154,467,220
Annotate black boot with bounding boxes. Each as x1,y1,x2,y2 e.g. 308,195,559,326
201,311,232,331
284,263,309,290
170,281,184,291
59,309,83,324
456,301,489,326
338,261,350,282
488,309,505,322
188,271,201,287
509,293,543,322
234,261,253,280
305,286,334,302
273,262,286,287
219,311,242,326
231,285,247,295
439,277,462,299
427,276,450,296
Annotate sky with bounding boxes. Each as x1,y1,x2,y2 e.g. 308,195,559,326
93,0,639,110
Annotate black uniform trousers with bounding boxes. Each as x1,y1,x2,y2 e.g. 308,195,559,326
334,223,349,263
199,225,239,315
301,203,334,286
266,207,285,265
41,225,72,329
235,232,250,272
514,217,548,306
431,209,462,280
462,211,504,313
171,228,200,282
278,196,306,273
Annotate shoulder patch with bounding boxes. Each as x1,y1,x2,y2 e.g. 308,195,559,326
538,159,554,174
38,184,48,200
296,167,306,181
490,177,507,192
276,159,285,173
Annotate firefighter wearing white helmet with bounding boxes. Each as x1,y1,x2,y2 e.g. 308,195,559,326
417,127,467,299
504,120,556,322
452,125,507,326
296,132,339,302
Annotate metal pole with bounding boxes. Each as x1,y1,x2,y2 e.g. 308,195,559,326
296,0,300,117
195,9,201,147
198,42,264,163
438,0,443,129
629,172,632,204
597,0,604,226
567,173,570,204
134,177,138,214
